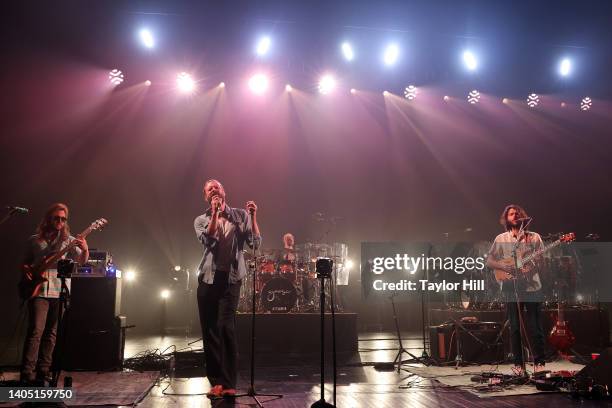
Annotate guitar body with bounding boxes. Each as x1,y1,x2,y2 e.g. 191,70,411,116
493,258,533,282
18,258,55,302
548,318,576,352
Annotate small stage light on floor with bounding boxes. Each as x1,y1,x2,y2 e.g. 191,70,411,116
160,289,170,299
125,270,136,282
350,88,356,94
285,84,292,92
561,101,567,108
581,96,592,111
109,69,124,86
174,265,181,272
527,93,539,108
403,85,417,100
219,82,225,88
502,97,509,104
383,90,389,96
144,80,151,87
443,95,450,101
176,72,195,93
467,89,480,104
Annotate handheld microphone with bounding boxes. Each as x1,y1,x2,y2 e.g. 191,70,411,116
7,206,29,214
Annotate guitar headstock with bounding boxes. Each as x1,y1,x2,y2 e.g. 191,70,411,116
560,232,576,243
91,218,108,231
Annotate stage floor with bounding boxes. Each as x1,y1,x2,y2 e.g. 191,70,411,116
120,332,608,407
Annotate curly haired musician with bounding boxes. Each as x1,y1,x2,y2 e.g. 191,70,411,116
486,204,546,374
194,179,261,398
20,203,88,383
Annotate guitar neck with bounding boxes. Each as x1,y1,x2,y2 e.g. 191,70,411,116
522,238,561,264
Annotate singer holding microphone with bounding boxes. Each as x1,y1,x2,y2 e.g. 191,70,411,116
194,179,261,398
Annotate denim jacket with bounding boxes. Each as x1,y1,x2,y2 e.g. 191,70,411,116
194,205,261,284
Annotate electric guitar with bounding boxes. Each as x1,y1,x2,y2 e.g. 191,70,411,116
493,232,575,283
548,301,576,352
18,218,108,301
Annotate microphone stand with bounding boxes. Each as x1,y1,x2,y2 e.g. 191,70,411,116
509,218,531,377
237,208,282,407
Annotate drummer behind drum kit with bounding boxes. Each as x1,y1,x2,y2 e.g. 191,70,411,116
238,242,350,313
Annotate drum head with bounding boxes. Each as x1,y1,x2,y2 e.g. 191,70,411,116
261,278,297,313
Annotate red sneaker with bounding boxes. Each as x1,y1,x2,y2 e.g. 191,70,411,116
222,388,237,398
206,385,223,398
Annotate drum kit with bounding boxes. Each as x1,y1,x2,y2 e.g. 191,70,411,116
238,242,349,313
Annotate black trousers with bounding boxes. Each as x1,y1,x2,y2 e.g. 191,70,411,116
506,299,546,365
197,271,241,388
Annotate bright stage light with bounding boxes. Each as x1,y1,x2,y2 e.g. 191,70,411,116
462,50,478,71
383,90,389,96
581,97,592,111
383,44,399,66
160,289,170,299
176,72,195,93
502,97,509,104
174,265,181,272
139,28,155,49
285,84,292,92
219,82,225,88
403,85,417,100
125,270,136,282
561,102,566,108
467,89,480,104
256,36,271,56
559,58,572,77
345,259,355,270
248,73,269,94
350,88,356,94
109,69,124,86
527,93,539,108
318,74,336,94
443,95,449,101
341,42,354,61
144,80,152,87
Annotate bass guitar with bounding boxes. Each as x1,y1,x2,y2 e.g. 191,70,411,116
18,218,108,301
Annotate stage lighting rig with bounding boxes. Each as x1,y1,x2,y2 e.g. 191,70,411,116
109,69,124,86
403,85,417,100
467,89,480,104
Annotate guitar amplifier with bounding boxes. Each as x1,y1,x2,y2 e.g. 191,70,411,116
430,321,505,364
66,276,121,328
61,316,126,371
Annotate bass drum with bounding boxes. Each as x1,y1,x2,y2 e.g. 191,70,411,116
261,278,297,313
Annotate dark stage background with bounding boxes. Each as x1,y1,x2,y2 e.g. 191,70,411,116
1,1,612,337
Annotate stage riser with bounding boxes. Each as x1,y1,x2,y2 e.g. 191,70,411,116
235,313,358,354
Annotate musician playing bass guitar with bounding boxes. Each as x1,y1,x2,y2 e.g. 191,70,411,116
19,203,88,384
486,204,546,375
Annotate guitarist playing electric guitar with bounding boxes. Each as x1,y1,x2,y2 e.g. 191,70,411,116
486,204,546,376
19,203,89,384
